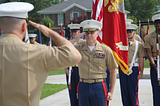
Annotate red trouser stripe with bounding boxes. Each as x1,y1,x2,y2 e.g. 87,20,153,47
135,66,140,106
102,81,107,106
76,82,80,99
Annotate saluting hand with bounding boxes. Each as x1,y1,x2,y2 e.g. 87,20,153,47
75,32,85,41
70,32,85,44
28,20,52,38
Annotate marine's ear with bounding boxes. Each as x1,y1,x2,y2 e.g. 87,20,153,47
21,22,26,32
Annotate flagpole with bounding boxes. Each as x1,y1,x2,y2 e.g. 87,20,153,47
48,23,52,47
139,20,141,35
38,29,42,44
139,20,144,40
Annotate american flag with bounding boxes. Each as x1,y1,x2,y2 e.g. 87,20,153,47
92,0,103,43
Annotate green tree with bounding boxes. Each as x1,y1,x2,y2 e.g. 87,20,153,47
39,16,54,44
0,0,64,44
0,0,64,23
127,15,137,24
124,0,158,22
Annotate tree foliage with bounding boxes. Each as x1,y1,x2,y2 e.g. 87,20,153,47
0,0,63,22
0,0,64,43
124,0,159,22
40,16,54,44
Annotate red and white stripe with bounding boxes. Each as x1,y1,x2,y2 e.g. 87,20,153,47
92,0,103,43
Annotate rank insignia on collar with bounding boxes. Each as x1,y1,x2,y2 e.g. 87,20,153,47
93,53,106,58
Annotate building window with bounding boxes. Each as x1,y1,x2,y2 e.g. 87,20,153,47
58,14,64,25
70,9,79,21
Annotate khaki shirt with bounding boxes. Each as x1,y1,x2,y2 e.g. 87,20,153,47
34,41,39,45
72,39,84,67
134,34,143,43
144,31,159,57
128,40,145,63
0,34,76,106
75,41,118,79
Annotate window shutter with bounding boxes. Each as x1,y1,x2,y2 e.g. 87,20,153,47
55,14,58,25
63,13,65,25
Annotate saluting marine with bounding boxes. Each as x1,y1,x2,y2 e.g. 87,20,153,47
144,14,160,106
28,34,39,44
65,23,84,106
119,23,145,106
71,20,118,106
0,2,81,106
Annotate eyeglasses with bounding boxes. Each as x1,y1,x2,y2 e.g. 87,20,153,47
85,31,96,35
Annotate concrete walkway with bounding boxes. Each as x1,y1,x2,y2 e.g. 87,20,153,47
40,68,153,106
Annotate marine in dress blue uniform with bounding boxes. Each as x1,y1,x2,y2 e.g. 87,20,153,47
144,14,160,106
119,23,145,106
71,20,118,106
65,23,84,106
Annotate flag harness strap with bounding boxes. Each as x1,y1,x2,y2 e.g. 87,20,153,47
129,41,138,71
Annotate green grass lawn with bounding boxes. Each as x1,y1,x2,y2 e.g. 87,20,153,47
48,68,65,76
144,59,150,68
41,69,67,100
40,83,67,99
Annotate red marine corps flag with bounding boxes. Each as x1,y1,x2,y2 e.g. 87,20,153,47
92,0,129,74
103,0,129,74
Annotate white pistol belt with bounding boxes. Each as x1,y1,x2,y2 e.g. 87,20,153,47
153,57,160,61
129,63,139,67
